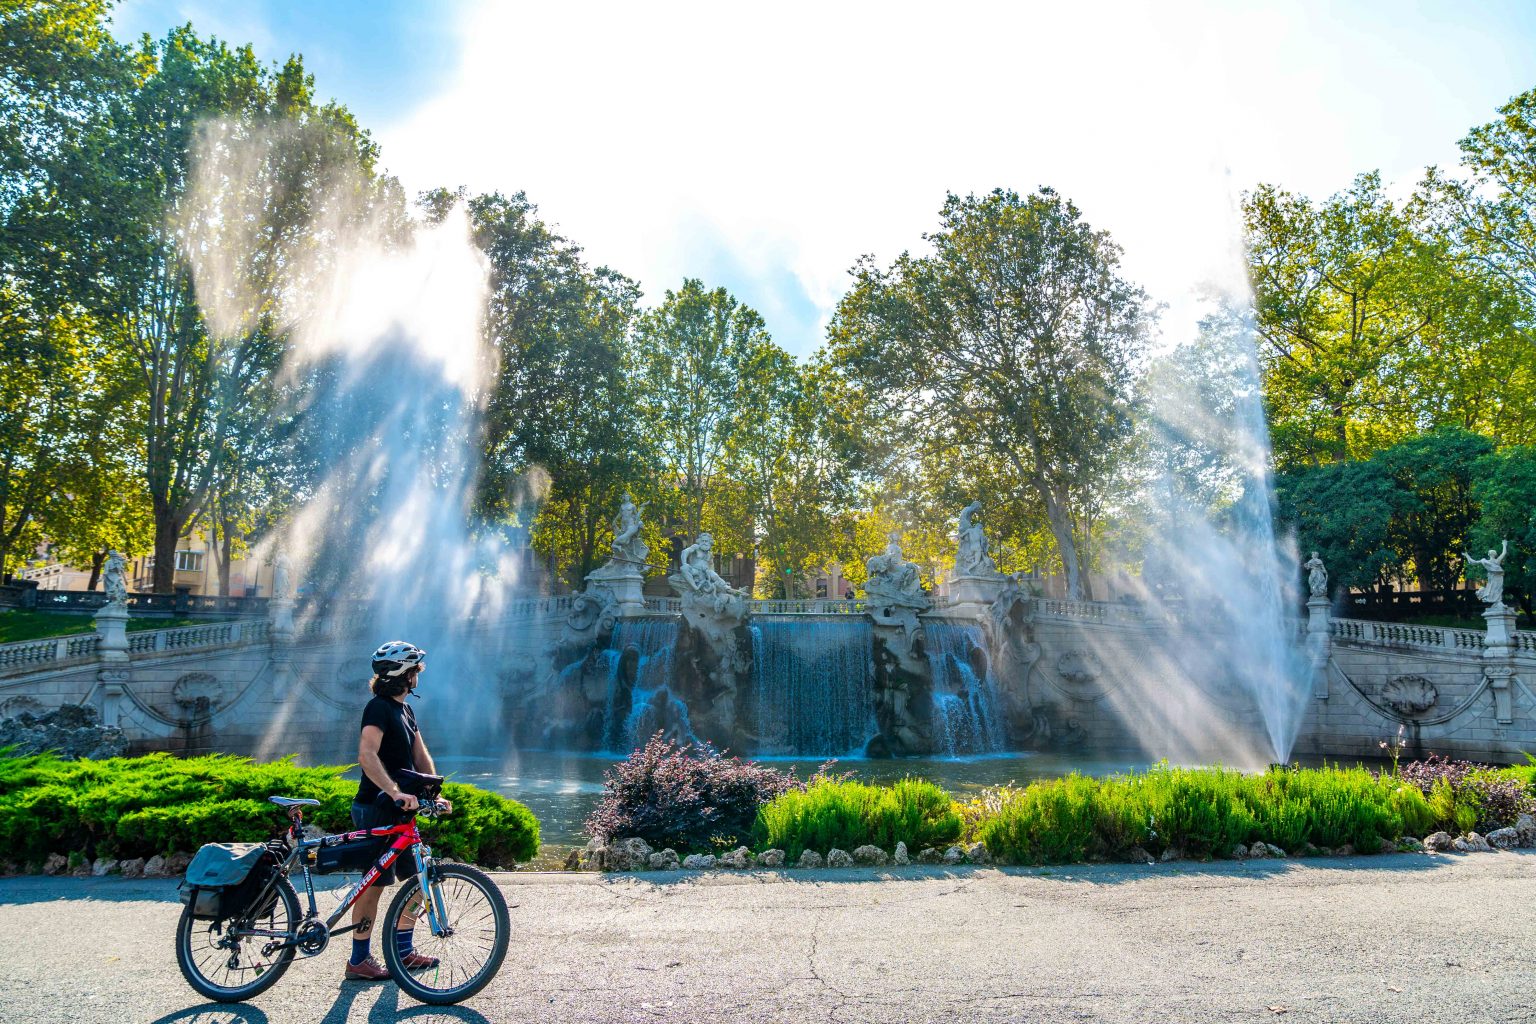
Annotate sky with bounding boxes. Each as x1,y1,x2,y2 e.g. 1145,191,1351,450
111,0,1536,358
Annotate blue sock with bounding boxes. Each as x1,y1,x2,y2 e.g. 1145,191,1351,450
395,927,414,957
350,937,370,965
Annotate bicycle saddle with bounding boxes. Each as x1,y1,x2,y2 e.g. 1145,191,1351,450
268,796,322,807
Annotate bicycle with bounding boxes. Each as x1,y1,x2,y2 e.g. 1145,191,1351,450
175,779,510,1006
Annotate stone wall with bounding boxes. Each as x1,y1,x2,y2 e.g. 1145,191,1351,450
0,611,569,762
1,596,1530,765
1013,609,1535,765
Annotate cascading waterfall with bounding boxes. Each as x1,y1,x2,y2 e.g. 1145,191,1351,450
925,621,1004,757
601,617,689,752
750,617,876,756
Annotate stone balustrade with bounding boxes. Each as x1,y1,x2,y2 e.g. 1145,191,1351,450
748,598,867,616
1330,617,1488,652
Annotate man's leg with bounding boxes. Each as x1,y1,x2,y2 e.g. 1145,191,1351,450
345,885,389,979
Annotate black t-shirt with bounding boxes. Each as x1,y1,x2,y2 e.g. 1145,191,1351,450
355,695,419,804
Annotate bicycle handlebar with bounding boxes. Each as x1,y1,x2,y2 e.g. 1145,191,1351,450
395,797,446,819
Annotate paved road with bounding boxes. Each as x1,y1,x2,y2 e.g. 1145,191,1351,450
3,853,1534,1024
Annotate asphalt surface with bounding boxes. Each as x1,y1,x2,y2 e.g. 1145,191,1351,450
2,852,1534,1024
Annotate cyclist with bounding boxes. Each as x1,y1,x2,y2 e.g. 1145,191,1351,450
346,640,452,981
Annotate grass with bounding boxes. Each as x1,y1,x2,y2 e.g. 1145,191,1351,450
0,611,215,644
744,761,1536,868
751,777,962,860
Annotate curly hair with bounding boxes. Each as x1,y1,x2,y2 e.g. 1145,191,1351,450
369,669,417,698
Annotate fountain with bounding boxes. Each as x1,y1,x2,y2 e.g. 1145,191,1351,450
924,621,1005,757
750,617,876,756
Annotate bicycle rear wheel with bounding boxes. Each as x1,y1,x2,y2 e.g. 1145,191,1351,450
382,863,509,1005
176,872,300,1002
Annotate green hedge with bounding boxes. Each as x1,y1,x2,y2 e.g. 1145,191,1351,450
752,778,962,860
0,752,539,867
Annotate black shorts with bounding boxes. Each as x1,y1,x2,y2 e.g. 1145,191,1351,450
350,800,414,885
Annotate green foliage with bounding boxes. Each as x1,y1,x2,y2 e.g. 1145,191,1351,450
0,752,538,865
1469,446,1536,604
1275,427,1493,593
827,188,1151,599
751,778,962,861
1246,172,1534,468
963,764,1453,865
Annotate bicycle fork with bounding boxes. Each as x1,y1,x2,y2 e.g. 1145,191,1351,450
413,843,451,936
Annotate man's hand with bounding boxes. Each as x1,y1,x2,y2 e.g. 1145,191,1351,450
394,792,420,811
437,797,453,816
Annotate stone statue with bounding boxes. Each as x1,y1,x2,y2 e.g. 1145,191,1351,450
954,501,1001,578
272,550,292,601
1462,540,1509,607
610,492,649,566
103,550,128,606
678,533,745,605
1304,551,1327,599
864,532,930,610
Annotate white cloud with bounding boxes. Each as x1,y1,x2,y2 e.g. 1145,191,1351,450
376,0,1536,356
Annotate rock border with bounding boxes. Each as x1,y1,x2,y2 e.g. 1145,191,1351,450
557,815,1536,874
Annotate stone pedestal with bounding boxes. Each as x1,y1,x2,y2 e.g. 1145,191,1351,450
1483,603,1516,724
93,603,130,727
584,561,647,616
944,574,1007,617
268,597,296,643
1305,595,1331,701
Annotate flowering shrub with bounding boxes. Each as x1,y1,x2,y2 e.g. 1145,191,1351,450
1393,754,1536,832
584,735,805,852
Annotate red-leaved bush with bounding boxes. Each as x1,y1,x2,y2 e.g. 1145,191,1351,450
584,735,807,852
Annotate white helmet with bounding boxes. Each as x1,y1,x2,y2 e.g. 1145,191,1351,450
372,640,426,678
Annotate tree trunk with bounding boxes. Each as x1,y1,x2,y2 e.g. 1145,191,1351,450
1041,486,1084,600
151,502,184,594
217,528,234,597
87,550,106,591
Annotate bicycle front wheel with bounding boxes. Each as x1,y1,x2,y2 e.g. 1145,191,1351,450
382,862,509,1005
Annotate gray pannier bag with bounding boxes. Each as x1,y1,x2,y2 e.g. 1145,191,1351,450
179,843,274,921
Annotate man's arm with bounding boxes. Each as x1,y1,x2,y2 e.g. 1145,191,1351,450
411,732,450,814
412,731,437,775
360,725,416,810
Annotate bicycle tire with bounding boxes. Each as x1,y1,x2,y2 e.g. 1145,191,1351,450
175,871,300,1002
382,863,510,1005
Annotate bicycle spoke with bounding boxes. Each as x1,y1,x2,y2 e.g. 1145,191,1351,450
396,870,502,997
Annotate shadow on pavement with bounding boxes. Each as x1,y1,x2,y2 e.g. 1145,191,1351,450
320,977,494,1023
613,851,1471,887
0,875,182,906
150,1004,269,1024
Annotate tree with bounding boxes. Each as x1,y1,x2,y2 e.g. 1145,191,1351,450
0,0,138,574
1247,172,1534,465
827,189,1150,599
634,279,769,542
64,27,382,591
1469,446,1536,612
1428,87,1536,311
723,348,857,597
460,191,649,587
1373,428,1491,590
1274,458,1403,592
1274,427,1493,593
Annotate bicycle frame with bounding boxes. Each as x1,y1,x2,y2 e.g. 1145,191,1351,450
233,805,450,950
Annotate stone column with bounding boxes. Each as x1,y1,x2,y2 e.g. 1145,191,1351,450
93,602,131,728
1306,595,1331,701
1482,603,1516,725
268,595,296,644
